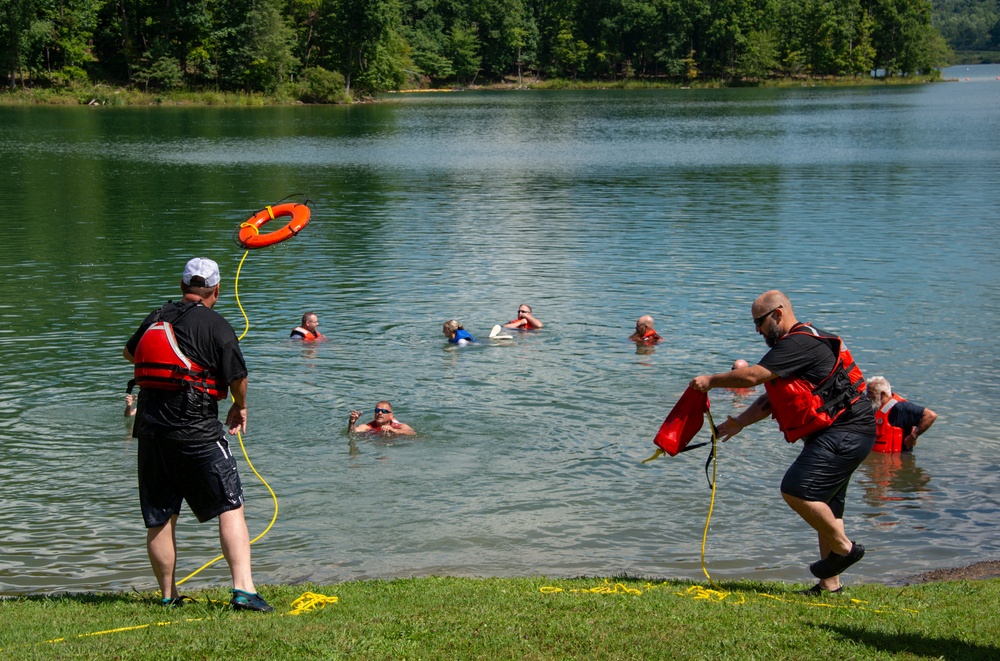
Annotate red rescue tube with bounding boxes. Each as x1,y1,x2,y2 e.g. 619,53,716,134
236,203,311,249
653,387,710,456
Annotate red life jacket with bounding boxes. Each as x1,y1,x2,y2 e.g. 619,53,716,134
508,318,540,330
641,329,661,343
133,320,227,400
291,326,322,341
762,323,867,443
872,393,907,453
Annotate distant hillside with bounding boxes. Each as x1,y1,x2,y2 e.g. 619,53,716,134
933,0,1000,51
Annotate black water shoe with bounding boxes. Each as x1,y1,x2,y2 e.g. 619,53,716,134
797,583,844,596
230,589,274,612
810,542,865,579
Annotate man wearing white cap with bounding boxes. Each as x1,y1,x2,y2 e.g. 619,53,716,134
123,257,272,612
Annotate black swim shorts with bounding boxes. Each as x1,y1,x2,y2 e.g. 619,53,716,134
138,431,244,527
780,428,874,519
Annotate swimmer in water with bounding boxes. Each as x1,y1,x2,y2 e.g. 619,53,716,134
443,320,475,345
629,315,661,344
503,304,543,330
348,401,416,436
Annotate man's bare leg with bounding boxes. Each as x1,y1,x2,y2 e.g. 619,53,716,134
147,515,179,598
219,506,255,593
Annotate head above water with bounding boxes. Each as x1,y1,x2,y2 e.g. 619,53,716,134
731,359,749,370
443,319,462,338
301,312,319,333
517,305,532,317
635,315,654,333
373,401,394,421
866,376,892,406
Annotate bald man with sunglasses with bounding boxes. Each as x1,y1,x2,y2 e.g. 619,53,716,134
690,290,875,595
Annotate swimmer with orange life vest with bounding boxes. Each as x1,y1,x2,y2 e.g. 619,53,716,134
503,304,543,330
348,401,416,436
290,312,324,341
629,315,661,344
866,376,937,452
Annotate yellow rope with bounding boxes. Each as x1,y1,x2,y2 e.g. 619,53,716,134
700,408,720,591
21,590,340,650
177,249,277,586
288,592,340,615
538,580,916,613
234,249,251,341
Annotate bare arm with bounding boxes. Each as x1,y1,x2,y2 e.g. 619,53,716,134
123,347,135,363
904,407,938,450
503,318,527,329
691,365,775,391
521,313,543,329
225,377,248,435
690,365,776,440
348,410,371,433
714,393,773,440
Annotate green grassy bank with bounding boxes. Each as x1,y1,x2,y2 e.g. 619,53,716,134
2,575,998,659
0,72,947,107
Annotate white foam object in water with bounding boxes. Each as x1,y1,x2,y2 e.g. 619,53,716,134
489,324,513,340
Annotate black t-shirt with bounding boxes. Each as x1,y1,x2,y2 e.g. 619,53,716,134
126,300,247,442
758,324,874,435
887,399,925,437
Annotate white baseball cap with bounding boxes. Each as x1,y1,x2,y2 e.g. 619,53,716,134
182,257,221,287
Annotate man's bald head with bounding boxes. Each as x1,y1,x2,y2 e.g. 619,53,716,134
752,290,793,318
752,290,797,346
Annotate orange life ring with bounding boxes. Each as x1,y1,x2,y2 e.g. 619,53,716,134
236,203,311,249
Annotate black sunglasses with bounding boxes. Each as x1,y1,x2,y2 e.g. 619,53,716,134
374,407,392,415
753,305,782,328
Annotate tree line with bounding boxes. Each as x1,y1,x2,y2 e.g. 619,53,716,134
2,0,953,99
932,0,1000,52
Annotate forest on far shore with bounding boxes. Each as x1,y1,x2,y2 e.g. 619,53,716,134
1,0,989,102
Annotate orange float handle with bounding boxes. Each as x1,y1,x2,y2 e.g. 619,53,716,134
236,203,311,249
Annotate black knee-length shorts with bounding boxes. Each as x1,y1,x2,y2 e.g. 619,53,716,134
138,431,244,527
780,428,874,519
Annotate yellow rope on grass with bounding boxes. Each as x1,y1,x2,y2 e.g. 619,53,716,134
288,592,340,615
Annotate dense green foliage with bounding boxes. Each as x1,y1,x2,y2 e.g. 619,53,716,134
2,576,1000,659
0,0,958,99
933,0,1000,52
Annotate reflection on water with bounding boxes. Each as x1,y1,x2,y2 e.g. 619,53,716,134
858,453,934,515
1,69,1000,594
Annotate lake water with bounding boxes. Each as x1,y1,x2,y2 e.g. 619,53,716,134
1,65,999,594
